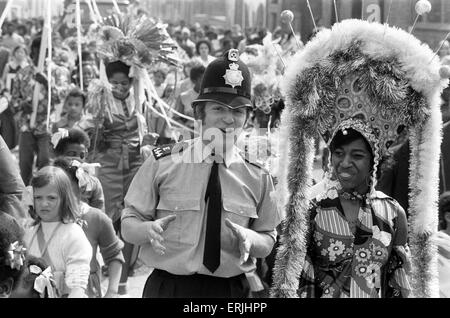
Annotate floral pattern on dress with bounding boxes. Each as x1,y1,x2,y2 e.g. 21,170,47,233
372,244,388,261
322,286,335,298
355,248,371,263
328,240,345,261
314,231,324,246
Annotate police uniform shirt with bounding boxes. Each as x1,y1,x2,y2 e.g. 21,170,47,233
122,138,281,278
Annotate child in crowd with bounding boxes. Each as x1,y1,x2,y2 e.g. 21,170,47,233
152,68,168,98
2,44,29,92
53,87,88,132
53,157,124,298
52,127,104,211
23,166,92,298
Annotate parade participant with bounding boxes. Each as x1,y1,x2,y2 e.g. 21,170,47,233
434,192,450,297
1,45,29,92
52,127,104,211
173,64,205,135
53,157,124,298
121,49,281,298
0,134,27,221
24,166,92,298
271,20,447,298
11,36,61,186
192,40,216,68
87,13,178,295
52,87,87,133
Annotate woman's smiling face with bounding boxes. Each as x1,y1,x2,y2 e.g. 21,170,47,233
331,137,373,193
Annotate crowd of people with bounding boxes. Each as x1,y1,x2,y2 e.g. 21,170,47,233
1,7,450,299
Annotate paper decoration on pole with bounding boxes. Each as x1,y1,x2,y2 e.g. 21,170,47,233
410,0,432,34
280,10,302,50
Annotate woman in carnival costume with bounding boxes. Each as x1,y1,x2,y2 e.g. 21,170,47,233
85,13,178,295
271,19,448,298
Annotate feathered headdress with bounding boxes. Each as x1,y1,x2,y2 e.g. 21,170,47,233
86,13,179,152
97,13,178,68
271,19,448,298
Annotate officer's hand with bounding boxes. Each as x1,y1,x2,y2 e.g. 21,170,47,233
225,218,251,265
146,215,176,255
140,144,154,161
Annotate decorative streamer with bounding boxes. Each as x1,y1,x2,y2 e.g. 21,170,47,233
46,0,52,132
430,30,450,63
333,0,339,23
31,0,50,128
384,0,393,35
85,0,98,24
306,0,317,31
110,0,121,14
271,41,286,72
76,0,83,90
0,0,13,30
91,0,103,21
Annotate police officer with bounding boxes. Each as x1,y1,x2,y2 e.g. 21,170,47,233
121,49,281,298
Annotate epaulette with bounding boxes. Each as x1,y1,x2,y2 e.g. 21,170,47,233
239,151,269,173
152,142,187,160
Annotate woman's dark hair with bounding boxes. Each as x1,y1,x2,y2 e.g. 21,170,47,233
52,157,79,185
329,128,374,167
196,39,212,55
190,64,206,81
0,212,25,289
105,60,130,79
16,255,50,298
64,87,86,108
53,128,90,156
439,191,450,230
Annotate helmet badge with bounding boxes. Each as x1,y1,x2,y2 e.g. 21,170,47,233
223,63,244,88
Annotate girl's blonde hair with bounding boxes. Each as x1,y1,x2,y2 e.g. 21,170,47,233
30,166,79,225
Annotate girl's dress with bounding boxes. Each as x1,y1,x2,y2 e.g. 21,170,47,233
24,221,92,297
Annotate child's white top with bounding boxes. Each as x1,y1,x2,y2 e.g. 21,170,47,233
24,221,92,296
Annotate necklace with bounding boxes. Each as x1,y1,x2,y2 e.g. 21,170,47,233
339,190,366,201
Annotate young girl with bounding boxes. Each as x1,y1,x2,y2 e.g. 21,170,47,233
52,88,87,133
52,127,104,211
53,157,124,298
23,166,92,298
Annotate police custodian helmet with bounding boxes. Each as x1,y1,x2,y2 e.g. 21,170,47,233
192,49,252,109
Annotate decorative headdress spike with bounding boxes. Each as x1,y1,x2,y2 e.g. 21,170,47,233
410,0,432,34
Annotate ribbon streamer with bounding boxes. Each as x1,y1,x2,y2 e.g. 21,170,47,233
7,241,26,270
0,0,13,30
30,265,56,298
76,0,84,90
71,159,101,191
46,0,53,132
51,128,69,148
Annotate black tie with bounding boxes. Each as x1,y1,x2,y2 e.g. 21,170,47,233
203,161,222,273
